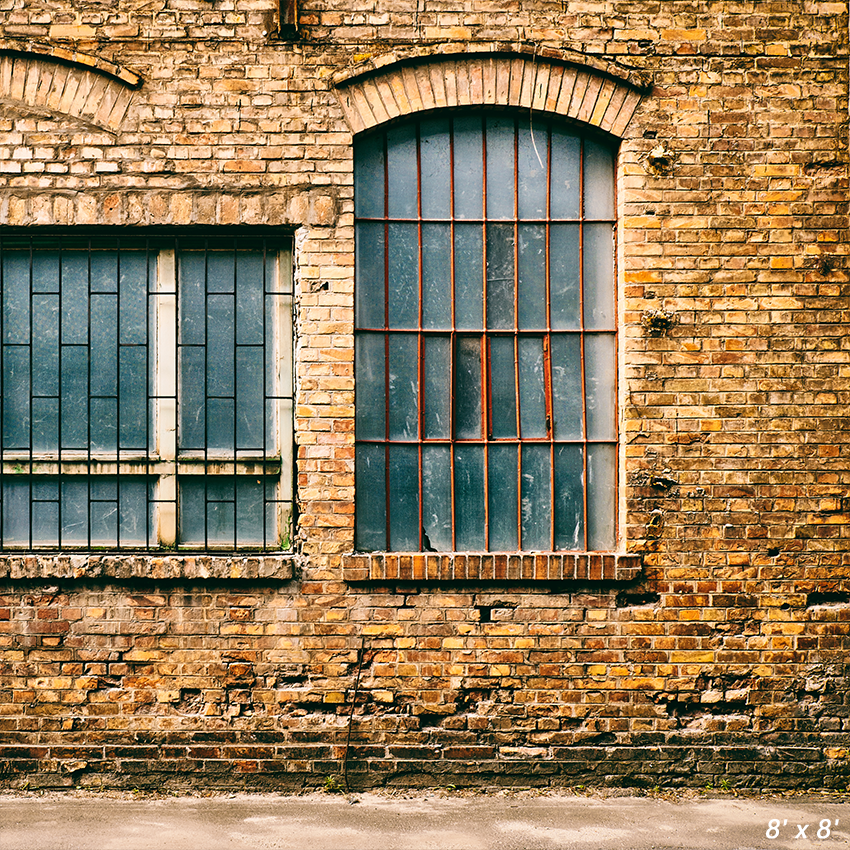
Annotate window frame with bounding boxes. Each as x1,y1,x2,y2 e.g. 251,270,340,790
353,111,620,554
0,228,295,552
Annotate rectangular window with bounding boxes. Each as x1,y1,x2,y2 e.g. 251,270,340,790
355,114,618,553
0,231,293,550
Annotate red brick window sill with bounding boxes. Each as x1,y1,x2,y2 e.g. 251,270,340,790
342,552,641,583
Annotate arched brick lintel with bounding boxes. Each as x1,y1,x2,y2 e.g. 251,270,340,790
0,48,139,131
334,53,644,138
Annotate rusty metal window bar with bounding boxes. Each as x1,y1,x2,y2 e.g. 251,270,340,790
354,113,617,552
0,230,293,551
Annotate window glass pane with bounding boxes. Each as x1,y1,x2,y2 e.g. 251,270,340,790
355,222,386,329
554,444,585,550
454,224,484,330
521,443,551,550
517,224,546,329
422,445,452,550
387,223,419,329
518,336,547,438
2,252,31,344
550,334,583,440
486,223,515,330
60,346,88,449
61,253,88,344
355,443,387,551
180,476,275,546
236,346,264,450
452,115,484,220
454,445,485,550
90,293,118,409
388,334,419,441
453,336,482,439
584,139,615,220
178,251,206,347
587,443,616,550
32,292,59,409
550,130,581,219
488,336,517,439
235,251,265,346
583,223,615,329
32,398,58,453
354,132,385,219
179,344,206,450
485,116,515,220
387,123,419,220
420,117,451,220
118,251,150,345
355,333,386,441
2,347,29,449
423,336,450,439
584,333,617,441
517,124,548,219
421,224,451,330
488,443,518,550
119,345,148,450
388,444,420,550
549,224,581,329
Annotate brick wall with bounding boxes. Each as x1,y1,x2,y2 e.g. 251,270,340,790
0,0,848,790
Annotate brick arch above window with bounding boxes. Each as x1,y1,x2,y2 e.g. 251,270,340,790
333,50,645,138
0,46,141,132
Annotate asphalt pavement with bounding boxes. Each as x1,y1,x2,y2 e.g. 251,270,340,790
0,789,847,849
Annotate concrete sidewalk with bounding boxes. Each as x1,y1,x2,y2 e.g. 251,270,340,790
1,790,847,850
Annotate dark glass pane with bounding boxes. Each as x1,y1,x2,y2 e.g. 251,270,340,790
2,479,31,545
584,139,615,220
32,294,58,398
420,117,451,220
388,334,418,440
550,334,583,440
32,479,59,546
488,336,517,439
554,444,585,550
236,346,264,450
587,443,616,550
388,444,419,550
60,346,88,449
355,443,387,551
454,224,484,330
549,224,581,329
117,478,151,546
60,253,88,344
549,129,581,219
355,333,386,441
387,123,419,220
517,224,546,329
180,476,268,546
454,445,485,551
205,293,235,450
518,336,547,438
90,293,118,400
118,252,149,345
488,443,518,551
422,444,452,550
421,224,451,330
2,347,29,449
517,124,548,219
205,251,234,294
485,116,515,219
119,346,148,450
583,223,615,329
584,333,616,441
32,398,58,453
453,336,482,439
235,251,265,346
90,397,117,453
2,253,30,344
486,223,515,330
32,251,60,294
206,397,235,453
179,344,205,449
387,223,419,329
178,252,206,346
355,222,386,329
521,443,551,550
354,132,385,219
452,115,484,220
423,336,450,439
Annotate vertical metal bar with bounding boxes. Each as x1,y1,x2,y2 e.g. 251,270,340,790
203,237,210,550
545,124,556,550
383,132,392,550
578,139,589,550
0,234,4,548
513,117,522,550
87,237,93,549
53,237,59,548
416,120,424,552
262,237,269,548
232,239,238,549
448,116,457,551
612,145,620,549
481,114,490,551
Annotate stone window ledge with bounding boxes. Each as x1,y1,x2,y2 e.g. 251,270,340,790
342,552,641,583
0,554,294,582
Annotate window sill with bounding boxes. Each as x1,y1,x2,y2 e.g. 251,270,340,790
0,553,294,582
342,552,641,583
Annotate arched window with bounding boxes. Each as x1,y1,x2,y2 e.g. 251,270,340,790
354,112,617,552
